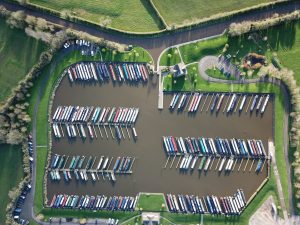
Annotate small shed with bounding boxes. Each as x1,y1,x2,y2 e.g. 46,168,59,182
142,212,160,225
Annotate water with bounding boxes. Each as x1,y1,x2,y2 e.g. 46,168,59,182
47,74,272,202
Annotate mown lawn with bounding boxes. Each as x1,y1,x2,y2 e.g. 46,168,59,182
179,36,227,64
159,47,181,66
152,0,276,27
137,194,165,212
29,0,163,32
206,68,236,80
0,18,48,103
0,145,24,224
26,46,152,214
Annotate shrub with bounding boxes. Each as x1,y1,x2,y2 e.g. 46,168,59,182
228,11,300,36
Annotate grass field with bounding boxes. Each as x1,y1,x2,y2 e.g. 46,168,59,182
26,46,152,214
29,0,163,32
0,145,24,224
137,194,165,211
152,0,276,27
0,18,48,104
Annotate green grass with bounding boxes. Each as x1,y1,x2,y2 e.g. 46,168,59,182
137,194,165,212
206,68,236,80
0,145,24,224
101,47,153,63
28,0,163,32
26,47,152,214
152,0,276,27
40,208,138,222
179,36,227,64
29,220,40,225
159,47,181,66
0,18,48,103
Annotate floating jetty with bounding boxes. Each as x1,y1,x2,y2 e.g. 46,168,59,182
50,194,138,211
49,155,135,182
166,189,246,215
52,106,139,139
67,62,149,83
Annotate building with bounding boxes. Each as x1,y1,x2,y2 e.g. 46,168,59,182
142,212,160,225
172,62,186,77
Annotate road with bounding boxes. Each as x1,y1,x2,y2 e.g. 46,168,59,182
6,0,295,223
1,0,300,63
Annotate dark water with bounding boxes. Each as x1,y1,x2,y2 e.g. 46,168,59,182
47,75,272,202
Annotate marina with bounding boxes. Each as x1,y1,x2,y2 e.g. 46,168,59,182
48,64,273,207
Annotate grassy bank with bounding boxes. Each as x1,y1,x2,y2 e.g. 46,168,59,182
152,0,276,27
28,0,162,32
0,18,48,103
27,46,152,214
0,145,24,224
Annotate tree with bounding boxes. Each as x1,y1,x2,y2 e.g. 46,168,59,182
36,18,48,31
6,129,24,145
6,10,26,29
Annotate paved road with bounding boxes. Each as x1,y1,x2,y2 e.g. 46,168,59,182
19,46,86,224
1,0,300,63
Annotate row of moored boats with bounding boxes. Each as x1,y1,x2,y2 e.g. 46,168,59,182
169,92,270,114
50,194,138,211
67,62,149,83
163,136,267,158
52,106,139,125
50,155,134,182
52,106,139,139
166,189,246,215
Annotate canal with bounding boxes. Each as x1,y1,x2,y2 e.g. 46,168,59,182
47,73,273,202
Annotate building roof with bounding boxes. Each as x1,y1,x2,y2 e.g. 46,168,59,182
142,212,160,225
173,62,186,77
